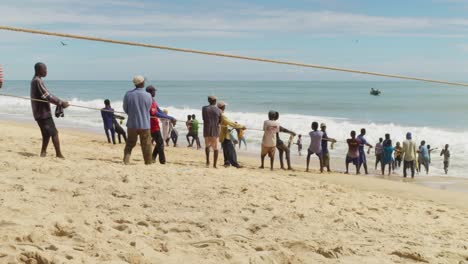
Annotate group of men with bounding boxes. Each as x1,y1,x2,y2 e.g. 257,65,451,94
25,63,451,176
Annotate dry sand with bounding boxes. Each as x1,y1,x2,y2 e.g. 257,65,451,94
0,120,467,264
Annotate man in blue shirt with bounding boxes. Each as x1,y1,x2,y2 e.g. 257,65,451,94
357,128,373,174
123,75,152,165
101,99,116,144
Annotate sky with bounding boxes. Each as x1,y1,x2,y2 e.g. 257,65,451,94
1,0,468,81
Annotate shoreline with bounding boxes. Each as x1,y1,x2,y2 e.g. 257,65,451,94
3,116,468,194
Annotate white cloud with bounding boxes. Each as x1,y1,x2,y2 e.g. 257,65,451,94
2,2,468,38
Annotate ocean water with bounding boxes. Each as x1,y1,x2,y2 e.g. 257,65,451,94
1,80,467,177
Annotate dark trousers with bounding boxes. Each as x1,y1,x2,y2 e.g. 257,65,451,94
124,128,152,165
403,160,415,178
104,128,116,144
222,139,239,167
151,130,166,164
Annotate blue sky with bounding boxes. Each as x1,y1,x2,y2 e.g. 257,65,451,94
1,0,468,81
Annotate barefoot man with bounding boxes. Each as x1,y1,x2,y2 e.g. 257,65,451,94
30,63,69,158
202,95,222,168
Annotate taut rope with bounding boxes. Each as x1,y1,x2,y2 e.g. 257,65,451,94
1,25,468,87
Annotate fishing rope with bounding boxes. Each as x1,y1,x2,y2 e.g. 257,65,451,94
1,25,468,87
0,92,266,132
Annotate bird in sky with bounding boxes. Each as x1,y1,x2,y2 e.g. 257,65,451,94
61,41,68,46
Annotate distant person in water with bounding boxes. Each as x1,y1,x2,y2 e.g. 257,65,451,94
185,115,193,146
146,85,175,164
260,111,280,170
382,134,394,176
440,144,450,174
170,119,178,147
426,144,436,164
0,64,3,88
374,137,383,170
295,134,303,156
345,130,360,174
190,114,201,149
418,140,430,174
401,132,417,178
30,62,69,158
357,128,373,174
202,95,222,168
321,123,336,172
306,122,323,173
218,101,245,168
236,124,247,150
394,141,402,168
274,111,296,170
101,99,116,144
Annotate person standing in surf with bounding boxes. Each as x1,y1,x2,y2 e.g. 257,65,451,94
260,111,280,170
357,128,373,174
345,130,360,174
30,62,69,158
320,123,336,172
306,122,324,173
374,137,383,170
274,111,296,170
440,144,450,175
401,132,417,178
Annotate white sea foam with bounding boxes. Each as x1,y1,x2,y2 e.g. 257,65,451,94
1,96,466,178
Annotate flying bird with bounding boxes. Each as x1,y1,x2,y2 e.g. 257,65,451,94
61,41,68,46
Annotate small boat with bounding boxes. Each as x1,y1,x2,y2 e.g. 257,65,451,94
370,88,381,96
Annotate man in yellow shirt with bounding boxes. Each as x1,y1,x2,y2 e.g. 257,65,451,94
218,101,246,168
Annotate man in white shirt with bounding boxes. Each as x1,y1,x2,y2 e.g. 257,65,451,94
306,122,324,172
260,111,280,171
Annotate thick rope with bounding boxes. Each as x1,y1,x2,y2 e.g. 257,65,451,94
1,25,467,87
0,92,266,132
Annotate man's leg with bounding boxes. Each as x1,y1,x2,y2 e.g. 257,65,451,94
285,146,292,170
40,135,51,157
151,132,158,162
52,134,64,159
155,131,166,164
213,149,219,168
306,150,311,172
410,161,415,178
139,129,153,165
278,149,285,169
403,161,408,177
186,134,192,146
226,140,240,167
124,128,138,164
111,128,116,144
318,154,324,173
222,140,229,166
105,129,111,143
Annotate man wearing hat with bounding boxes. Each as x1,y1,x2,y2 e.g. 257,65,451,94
122,75,153,165
320,123,336,172
202,95,222,168
217,101,246,168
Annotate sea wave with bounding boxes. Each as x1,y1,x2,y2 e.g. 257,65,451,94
1,96,467,178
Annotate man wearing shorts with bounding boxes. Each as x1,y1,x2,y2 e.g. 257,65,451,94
202,95,222,168
357,128,373,174
320,123,336,172
306,122,324,172
440,144,450,175
346,130,360,174
260,111,280,170
30,63,69,158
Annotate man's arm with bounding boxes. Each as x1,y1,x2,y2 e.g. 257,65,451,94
223,115,245,129
156,107,174,120
123,94,128,114
279,126,296,136
37,79,68,107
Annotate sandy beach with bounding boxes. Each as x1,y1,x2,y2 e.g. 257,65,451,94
1,120,467,264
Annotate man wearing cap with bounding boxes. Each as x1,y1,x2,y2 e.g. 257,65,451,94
401,132,417,178
202,95,222,168
123,75,153,165
217,101,246,168
320,123,336,172
146,85,175,164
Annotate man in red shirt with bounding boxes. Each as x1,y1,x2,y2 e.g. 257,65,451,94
146,85,175,164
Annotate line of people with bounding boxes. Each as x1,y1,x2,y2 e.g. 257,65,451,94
27,65,451,176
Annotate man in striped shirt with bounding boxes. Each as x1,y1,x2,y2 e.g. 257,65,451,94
0,64,3,88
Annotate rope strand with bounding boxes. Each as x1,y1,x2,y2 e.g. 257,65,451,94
1,25,468,87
